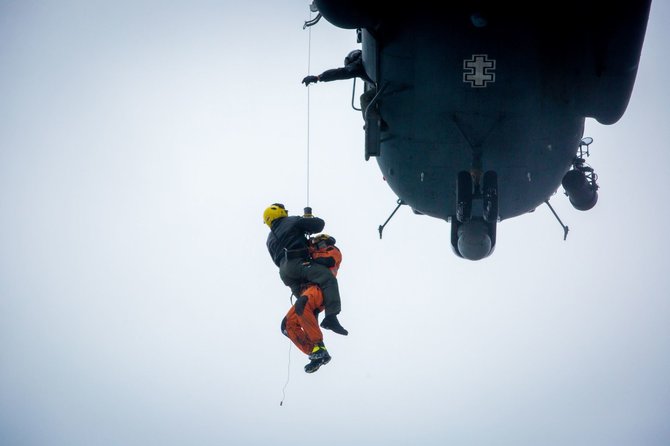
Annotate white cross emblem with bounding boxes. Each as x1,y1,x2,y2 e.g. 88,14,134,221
463,54,496,87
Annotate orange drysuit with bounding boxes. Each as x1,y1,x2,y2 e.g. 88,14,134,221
281,237,342,355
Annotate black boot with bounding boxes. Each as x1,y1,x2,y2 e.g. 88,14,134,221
320,314,348,336
309,342,328,360
304,350,331,373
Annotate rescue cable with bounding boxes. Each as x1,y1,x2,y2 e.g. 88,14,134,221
306,16,312,208
280,7,315,407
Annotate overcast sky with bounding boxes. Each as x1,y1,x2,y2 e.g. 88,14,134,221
1,2,668,446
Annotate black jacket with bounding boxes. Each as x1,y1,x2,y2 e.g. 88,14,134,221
318,51,372,84
266,216,325,267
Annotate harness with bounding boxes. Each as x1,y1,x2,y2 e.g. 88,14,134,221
283,247,310,261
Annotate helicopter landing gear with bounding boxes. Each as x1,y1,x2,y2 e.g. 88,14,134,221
482,170,498,223
456,169,499,223
457,170,473,223
451,169,498,260
562,136,599,211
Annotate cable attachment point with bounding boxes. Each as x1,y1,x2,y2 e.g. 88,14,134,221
303,2,322,29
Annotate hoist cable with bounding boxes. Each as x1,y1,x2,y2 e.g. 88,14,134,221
306,20,312,207
281,10,314,408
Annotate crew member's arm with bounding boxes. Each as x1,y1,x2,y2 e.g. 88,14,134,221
317,67,353,82
298,216,325,234
303,65,361,85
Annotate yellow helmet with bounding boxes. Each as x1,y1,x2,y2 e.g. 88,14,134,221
263,203,288,227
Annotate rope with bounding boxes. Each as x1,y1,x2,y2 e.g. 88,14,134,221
279,341,292,406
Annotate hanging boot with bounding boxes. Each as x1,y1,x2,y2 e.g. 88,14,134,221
320,314,348,336
304,350,331,373
309,342,328,360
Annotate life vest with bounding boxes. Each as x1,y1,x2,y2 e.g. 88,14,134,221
308,234,342,277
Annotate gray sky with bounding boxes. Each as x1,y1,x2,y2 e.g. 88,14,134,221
1,2,668,445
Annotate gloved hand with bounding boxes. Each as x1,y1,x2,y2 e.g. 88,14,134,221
302,75,318,86
294,295,308,316
312,257,335,268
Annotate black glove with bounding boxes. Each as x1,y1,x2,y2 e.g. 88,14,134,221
294,295,308,316
302,75,318,86
312,257,335,268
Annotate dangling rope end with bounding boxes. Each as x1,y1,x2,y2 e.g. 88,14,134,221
279,340,292,407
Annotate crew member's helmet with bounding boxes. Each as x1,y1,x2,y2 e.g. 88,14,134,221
263,203,288,227
344,49,362,66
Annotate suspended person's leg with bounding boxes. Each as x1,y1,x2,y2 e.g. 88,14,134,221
296,285,325,349
297,289,331,374
279,258,308,298
299,262,348,336
295,286,332,374
281,310,313,356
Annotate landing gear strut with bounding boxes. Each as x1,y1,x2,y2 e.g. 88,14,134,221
562,137,599,211
451,170,498,260
457,170,473,223
482,171,498,223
